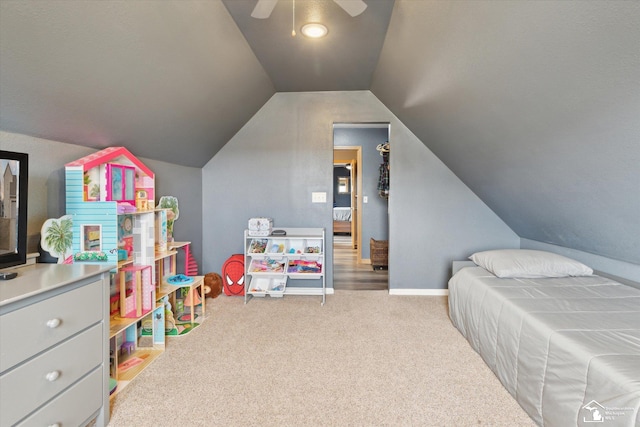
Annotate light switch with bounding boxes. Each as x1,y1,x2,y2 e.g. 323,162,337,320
312,192,327,203
363,196,368,203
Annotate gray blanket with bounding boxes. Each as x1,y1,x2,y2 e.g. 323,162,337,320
448,266,640,426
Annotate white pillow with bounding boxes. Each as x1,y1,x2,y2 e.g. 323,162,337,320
469,249,593,278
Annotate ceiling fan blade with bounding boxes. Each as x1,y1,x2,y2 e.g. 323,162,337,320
251,0,278,19
333,0,367,17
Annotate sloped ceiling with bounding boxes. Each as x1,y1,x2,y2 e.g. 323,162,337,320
0,0,275,167
372,1,640,264
1,1,639,264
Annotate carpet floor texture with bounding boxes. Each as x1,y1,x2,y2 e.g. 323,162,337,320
108,291,535,426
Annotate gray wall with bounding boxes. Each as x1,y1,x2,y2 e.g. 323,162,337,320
0,131,203,269
372,1,640,266
138,159,203,274
334,126,389,259
521,238,640,284
202,91,519,290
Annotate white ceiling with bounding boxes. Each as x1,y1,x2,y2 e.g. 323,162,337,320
1,0,639,264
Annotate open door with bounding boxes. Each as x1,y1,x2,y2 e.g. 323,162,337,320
333,146,361,256
348,159,357,249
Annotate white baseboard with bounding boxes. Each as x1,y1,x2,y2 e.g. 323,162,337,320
389,288,449,296
283,287,445,297
284,287,334,295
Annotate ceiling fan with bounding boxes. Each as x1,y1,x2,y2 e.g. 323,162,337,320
251,0,368,19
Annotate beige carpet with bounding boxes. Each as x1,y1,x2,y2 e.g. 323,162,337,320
108,291,536,426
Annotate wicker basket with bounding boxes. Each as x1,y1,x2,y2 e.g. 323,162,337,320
370,238,388,270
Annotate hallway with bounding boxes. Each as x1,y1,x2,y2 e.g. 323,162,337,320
333,235,388,290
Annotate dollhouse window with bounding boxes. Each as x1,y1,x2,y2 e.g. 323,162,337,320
124,167,135,200
106,164,136,204
81,224,102,252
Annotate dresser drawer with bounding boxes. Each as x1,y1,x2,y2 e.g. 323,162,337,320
0,324,103,426
0,278,103,372
16,366,103,427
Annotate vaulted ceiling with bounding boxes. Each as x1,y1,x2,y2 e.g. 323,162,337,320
1,1,639,264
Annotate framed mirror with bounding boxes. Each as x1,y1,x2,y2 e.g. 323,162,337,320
338,177,350,194
0,150,28,270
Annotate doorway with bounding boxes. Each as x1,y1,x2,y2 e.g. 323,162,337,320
333,147,360,253
332,123,389,290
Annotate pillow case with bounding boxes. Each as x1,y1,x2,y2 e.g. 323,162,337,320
469,249,593,278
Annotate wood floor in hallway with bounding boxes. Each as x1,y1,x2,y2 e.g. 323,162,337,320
333,235,388,290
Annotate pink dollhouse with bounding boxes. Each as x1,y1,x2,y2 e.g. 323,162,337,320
66,146,159,318
65,146,156,266
66,146,155,209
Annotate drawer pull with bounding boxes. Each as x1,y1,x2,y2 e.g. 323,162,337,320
48,424,61,427
45,370,61,382
46,318,62,328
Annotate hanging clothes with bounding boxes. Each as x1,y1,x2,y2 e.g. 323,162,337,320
377,146,390,199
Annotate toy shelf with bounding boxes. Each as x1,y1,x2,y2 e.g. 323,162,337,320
109,312,144,338
117,259,134,269
155,249,178,260
244,228,325,305
115,348,164,383
158,275,205,332
156,283,176,301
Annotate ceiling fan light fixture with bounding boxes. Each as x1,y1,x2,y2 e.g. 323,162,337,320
301,23,328,38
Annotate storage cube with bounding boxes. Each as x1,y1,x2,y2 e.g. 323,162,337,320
268,277,287,297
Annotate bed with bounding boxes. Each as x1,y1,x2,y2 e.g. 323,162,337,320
333,207,352,234
448,250,640,427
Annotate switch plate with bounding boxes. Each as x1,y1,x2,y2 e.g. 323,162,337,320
312,192,327,203
363,196,368,203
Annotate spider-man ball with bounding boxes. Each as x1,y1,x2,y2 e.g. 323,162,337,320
222,254,245,296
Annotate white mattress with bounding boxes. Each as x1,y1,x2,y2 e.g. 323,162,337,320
333,207,351,222
448,266,640,426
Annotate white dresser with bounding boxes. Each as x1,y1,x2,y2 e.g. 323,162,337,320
0,263,111,427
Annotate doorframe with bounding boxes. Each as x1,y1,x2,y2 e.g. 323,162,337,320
333,145,363,263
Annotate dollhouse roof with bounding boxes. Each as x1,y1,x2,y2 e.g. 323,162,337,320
65,146,154,178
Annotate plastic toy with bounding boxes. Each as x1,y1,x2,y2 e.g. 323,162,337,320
158,296,176,333
166,274,194,285
120,341,135,355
